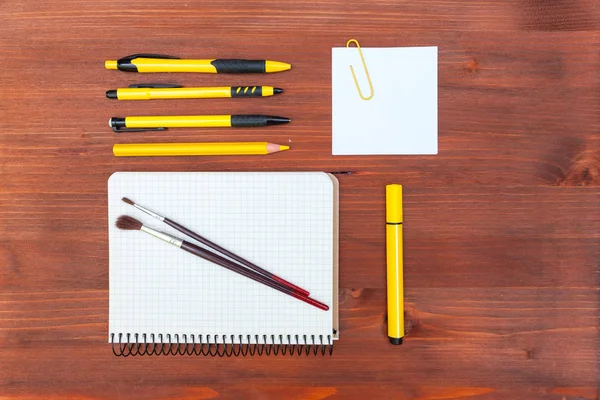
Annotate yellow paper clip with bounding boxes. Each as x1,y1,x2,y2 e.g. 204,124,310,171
346,39,374,100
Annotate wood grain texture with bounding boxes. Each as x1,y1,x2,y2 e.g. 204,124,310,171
0,0,599,399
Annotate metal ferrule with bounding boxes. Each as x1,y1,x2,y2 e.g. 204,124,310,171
141,226,183,247
134,204,165,221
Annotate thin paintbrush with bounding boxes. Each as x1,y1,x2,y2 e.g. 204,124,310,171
121,197,310,297
115,216,328,311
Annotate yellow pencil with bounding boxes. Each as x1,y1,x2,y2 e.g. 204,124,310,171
105,54,291,73
106,85,283,100
113,142,290,157
386,184,404,345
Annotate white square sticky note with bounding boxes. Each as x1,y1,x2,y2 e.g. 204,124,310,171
332,46,438,155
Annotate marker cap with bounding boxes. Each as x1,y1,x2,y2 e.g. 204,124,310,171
386,184,403,223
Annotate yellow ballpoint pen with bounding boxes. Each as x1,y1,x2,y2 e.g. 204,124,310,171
386,184,404,345
109,114,291,132
105,54,291,73
106,84,283,100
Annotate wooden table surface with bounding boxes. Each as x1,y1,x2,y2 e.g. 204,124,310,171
1,1,598,399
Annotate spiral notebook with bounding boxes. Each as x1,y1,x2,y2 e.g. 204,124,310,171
108,172,339,356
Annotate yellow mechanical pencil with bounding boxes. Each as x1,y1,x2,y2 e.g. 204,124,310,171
109,114,290,132
386,184,404,345
105,54,291,73
106,84,284,100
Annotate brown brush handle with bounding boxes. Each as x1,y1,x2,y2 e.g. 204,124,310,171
165,218,310,296
179,240,328,311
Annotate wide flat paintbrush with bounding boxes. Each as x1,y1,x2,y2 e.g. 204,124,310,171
115,215,328,311
121,197,310,297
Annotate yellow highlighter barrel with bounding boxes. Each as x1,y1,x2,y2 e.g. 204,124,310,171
386,184,404,345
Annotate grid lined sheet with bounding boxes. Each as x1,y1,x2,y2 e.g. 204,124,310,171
108,172,335,344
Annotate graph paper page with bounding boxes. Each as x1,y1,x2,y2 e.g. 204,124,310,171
108,172,336,344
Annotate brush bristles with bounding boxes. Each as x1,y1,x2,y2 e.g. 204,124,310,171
115,215,143,230
122,197,135,206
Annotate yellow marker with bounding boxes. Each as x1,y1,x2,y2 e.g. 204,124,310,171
109,114,290,132
105,54,291,73
106,85,283,100
386,184,404,345
113,142,290,157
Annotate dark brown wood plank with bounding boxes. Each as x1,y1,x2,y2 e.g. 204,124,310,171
0,287,596,399
0,187,597,289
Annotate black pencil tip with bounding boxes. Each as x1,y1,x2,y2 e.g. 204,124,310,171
273,88,284,94
266,116,291,125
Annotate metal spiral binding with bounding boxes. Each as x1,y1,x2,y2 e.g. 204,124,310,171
111,333,333,357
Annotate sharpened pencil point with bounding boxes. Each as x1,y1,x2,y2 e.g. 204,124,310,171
266,143,289,154
122,197,135,205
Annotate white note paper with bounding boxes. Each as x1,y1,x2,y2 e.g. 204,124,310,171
332,46,438,155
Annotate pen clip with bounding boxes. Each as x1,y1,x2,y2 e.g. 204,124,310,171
111,126,168,133
110,117,168,133
117,53,180,62
128,83,184,88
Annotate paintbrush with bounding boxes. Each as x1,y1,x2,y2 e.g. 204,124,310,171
121,197,310,297
115,215,328,311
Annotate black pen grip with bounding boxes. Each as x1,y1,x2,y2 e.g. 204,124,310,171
230,115,290,127
211,59,265,73
230,115,269,127
230,86,263,97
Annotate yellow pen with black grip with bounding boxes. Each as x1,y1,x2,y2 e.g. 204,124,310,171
106,84,284,100
105,54,291,73
386,184,404,345
109,114,290,132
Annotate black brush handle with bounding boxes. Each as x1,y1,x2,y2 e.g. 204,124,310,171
180,241,293,294
210,59,265,73
179,240,328,311
165,218,310,296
